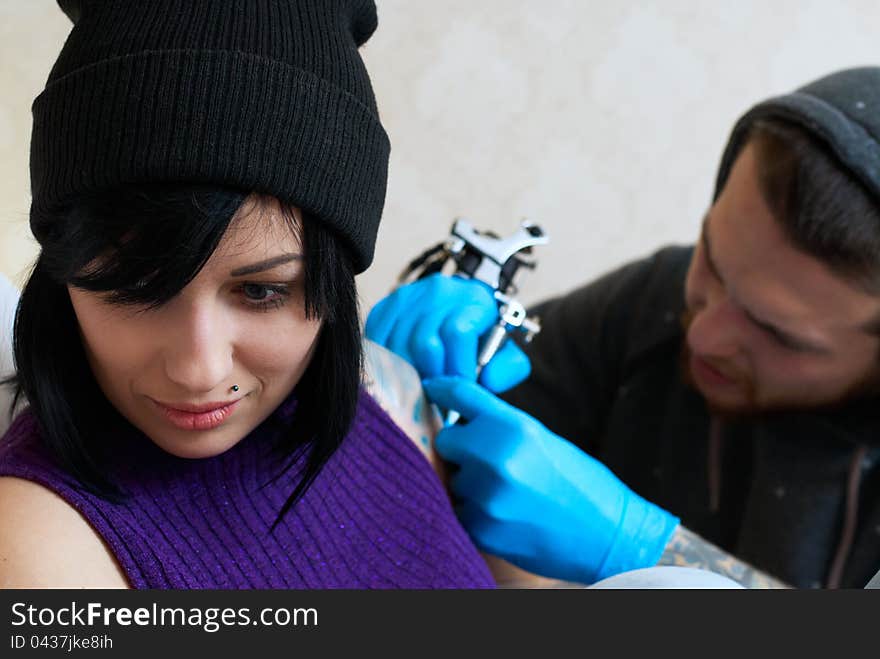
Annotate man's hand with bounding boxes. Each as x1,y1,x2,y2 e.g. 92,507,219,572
365,274,531,392
423,376,680,584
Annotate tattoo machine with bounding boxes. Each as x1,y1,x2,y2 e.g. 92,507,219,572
397,218,549,424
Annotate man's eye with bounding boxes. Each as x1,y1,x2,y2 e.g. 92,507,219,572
769,330,801,351
756,322,811,352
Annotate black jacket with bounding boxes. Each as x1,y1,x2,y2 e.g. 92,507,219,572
503,246,880,588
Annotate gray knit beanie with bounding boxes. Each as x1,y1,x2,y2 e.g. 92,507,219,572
714,67,880,204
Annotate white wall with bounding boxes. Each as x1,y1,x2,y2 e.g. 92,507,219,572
1,0,878,315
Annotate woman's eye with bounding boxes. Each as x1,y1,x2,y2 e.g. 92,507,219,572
243,283,272,300
239,283,290,311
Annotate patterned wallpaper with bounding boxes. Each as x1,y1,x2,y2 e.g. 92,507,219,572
1,0,877,314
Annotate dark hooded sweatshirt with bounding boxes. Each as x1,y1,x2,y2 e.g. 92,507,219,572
503,245,880,588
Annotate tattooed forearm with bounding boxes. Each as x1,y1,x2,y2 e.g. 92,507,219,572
658,526,790,589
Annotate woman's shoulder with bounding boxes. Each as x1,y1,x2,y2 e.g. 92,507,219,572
0,412,128,588
0,476,129,588
362,340,443,475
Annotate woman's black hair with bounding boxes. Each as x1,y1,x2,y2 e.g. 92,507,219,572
7,183,362,528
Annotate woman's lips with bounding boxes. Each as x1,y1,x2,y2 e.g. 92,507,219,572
151,398,242,431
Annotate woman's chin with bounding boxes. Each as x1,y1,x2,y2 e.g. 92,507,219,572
151,435,242,460
130,416,252,459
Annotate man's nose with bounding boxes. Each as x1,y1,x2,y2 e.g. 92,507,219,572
162,301,234,394
686,297,742,361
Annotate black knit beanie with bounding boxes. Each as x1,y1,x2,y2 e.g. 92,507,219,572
31,0,390,273
714,67,880,206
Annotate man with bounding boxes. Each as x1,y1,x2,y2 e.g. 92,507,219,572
366,67,880,588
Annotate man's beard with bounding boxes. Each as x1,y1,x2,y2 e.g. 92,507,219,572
678,309,880,421
677,337,757,421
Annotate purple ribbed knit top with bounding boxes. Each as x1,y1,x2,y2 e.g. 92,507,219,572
0,390,494,589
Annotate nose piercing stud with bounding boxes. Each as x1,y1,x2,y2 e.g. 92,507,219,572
231,385,239,392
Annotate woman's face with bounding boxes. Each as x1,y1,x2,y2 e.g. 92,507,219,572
68,195,322,458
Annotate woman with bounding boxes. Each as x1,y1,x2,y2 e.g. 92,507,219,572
0,0,494,589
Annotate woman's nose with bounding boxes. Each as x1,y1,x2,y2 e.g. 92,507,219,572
162,301,234,394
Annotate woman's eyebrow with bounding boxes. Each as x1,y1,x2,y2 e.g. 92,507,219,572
229,254,302,276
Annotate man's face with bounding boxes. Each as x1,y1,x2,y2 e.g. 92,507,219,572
683,141,880,414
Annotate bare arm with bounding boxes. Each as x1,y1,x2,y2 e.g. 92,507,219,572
0,476,129,588
658,525,791,589
362,340,442,472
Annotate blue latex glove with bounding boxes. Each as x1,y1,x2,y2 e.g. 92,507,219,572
423,376,680,584
365,274,531,392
